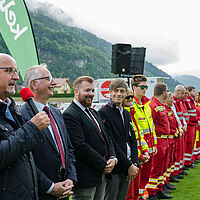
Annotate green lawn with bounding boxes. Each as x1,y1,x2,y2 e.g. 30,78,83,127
170,163,200,200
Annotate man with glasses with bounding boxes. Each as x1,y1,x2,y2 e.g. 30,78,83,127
20,64,77,200
99,79,139,200
130,75,157,200
0,53,50,200
146,83,173,200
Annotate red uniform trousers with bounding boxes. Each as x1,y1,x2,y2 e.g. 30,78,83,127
147,138,168,195
184,124,196,166
166,138,176,181
161,141,170,187
139,156,153,198
126,170,141,200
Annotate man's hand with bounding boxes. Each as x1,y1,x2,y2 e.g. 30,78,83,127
141,152,150,163
30,112,50,130
50,179,74,198
104,159,116,174
127,164,139,180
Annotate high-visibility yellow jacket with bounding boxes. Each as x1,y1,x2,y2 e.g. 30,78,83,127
125,106,149,162
130,96,157,155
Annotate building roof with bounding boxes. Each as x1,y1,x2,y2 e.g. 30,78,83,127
54,78,72,88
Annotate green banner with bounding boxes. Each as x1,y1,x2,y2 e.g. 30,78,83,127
0,0,39,79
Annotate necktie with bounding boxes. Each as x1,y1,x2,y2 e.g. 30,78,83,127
85,108,109,159
43,106,65,169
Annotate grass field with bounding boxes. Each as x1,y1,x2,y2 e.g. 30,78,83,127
169,163,200,200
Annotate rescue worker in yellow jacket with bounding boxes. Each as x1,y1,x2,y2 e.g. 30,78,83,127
124,89,149,200
131,75,157,200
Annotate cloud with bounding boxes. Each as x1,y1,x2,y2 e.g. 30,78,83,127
25,0,75,27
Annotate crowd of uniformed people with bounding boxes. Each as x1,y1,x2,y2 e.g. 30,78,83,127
1,52,200,200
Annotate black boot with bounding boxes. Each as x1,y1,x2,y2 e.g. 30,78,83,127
174,174,184,179
169,176,180,183
157,191,173,199
163,185,172,193
180,170,188,175
165,183,176,190
148,194,158,200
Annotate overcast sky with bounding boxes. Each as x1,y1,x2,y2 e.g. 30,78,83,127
33,0,200,77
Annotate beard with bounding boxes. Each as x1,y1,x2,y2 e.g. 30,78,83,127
78,96,93,107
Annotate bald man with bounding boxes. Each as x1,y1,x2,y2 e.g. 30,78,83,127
0,53,50,200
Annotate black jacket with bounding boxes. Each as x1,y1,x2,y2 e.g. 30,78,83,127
63,101,116,187
20,102,77,200
98,101,139,175
0,98,44,200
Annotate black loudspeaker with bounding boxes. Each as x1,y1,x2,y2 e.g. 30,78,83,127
130,47,146,75
111,43,131,74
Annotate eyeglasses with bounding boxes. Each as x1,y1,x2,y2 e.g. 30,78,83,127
34,75,53,82
0,67,20,76
136,85,148,90
125,95,134,100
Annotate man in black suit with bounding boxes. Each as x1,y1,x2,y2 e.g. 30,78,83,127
98,79,139,200
20,64,77,200
63,76,117,200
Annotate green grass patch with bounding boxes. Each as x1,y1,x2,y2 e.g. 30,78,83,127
171,163,200,200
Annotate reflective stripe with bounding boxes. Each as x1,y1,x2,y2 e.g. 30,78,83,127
184,153,192,157
169,135,174,139
188,109,196,112
157,135,168,139
188,113,197,116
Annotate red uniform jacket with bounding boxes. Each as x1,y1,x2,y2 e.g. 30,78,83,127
149,97,170,137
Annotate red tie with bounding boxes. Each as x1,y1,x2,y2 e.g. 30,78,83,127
85,108,109,159
43,106,65,169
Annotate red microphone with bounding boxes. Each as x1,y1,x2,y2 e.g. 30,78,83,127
20,87,39,114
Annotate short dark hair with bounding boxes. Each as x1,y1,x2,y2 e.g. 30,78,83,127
109,79,128,92
187,86,195,92
73,76,94,88
154,82,167,96
131,74,147,86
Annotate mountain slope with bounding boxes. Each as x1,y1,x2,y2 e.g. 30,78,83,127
173,75,200,90
0,3,181,91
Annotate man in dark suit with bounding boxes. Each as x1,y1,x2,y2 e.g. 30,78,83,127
63,76,117,200
0,53,50,200
98,79,139,200
20,64,77,200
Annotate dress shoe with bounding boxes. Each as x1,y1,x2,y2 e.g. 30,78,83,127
163,185,172,193
148,194,158,200
192,160,200,164
165,183,176,190
157,191,173,199
174,174,184,179
187,164,197,169
182,165,190,170
169,176,180,183
180,170,188,175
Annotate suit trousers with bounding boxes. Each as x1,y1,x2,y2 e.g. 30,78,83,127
105,173,131,200
72,174,106,200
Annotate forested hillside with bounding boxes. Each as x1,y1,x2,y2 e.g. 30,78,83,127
0,8,182,91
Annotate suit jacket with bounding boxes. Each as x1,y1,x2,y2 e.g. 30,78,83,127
98,101,139,175
20,103,77,200
63,101,116,188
